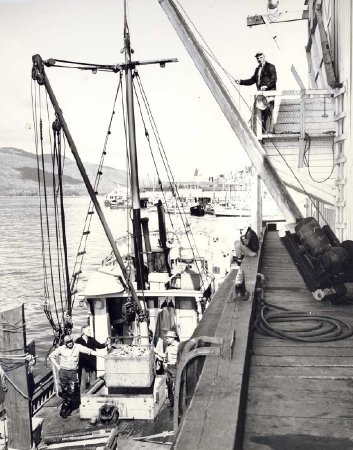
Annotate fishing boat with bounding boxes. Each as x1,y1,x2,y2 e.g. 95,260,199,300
18,1,233,448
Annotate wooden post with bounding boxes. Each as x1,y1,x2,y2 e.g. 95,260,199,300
0,304,32,449
251,173,262,237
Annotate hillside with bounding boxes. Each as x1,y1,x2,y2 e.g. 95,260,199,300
0,147,128,196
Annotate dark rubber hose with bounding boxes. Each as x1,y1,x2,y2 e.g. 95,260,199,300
255,301,353,342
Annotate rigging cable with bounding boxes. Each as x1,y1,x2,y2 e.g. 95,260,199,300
132,74,175,224
48,105,66,324
53,118,72,318
134,73,196,241
133,72,209,289
32,80,75,346
44,90,69,331
70,74,123,309
32,80,55,332
33,85,62,333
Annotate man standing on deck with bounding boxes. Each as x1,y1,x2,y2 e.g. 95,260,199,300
75,325,110,393
49,334,104,418
235,52,277,133
154,330,180,412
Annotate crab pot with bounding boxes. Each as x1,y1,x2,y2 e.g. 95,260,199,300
104,347,155,388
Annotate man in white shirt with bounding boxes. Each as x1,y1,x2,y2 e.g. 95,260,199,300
154,330,180,412
49,334,102,418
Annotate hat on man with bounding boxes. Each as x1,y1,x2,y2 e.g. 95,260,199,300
255,51,264,57
165,330,177,339
64,334,73,343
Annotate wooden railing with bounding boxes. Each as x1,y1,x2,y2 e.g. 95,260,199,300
252,89,335,141
32,371,55,415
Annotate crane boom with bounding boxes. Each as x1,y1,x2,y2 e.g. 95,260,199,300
158,0,303,223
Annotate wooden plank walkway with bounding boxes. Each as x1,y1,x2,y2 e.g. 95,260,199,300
243,230,353,450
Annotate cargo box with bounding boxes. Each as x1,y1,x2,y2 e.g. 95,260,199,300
104,345,155,388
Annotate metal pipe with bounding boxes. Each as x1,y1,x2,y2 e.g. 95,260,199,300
141,217,153,272
157,200,171,275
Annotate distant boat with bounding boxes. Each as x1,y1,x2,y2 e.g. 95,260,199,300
190,203,215,216
214,201,251,217
109,198,130,209
190,204,205,216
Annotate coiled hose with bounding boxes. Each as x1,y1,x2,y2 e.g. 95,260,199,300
255,300,353,342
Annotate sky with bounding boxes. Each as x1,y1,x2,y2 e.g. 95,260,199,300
0,0,309,180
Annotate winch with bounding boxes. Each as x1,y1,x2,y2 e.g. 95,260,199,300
280,217,353,300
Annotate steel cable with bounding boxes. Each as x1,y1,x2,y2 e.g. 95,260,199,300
255,301,353,342
133,72,208,289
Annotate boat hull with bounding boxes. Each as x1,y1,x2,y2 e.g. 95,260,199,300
214,210,251,217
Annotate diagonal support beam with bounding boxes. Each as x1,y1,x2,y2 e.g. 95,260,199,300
159,0,303,223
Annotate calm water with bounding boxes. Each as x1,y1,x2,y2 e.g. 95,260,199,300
0,196,243,373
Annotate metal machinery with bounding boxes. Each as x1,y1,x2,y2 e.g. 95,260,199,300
280,217,353,300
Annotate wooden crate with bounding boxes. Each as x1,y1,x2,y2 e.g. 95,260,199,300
105,347,155,388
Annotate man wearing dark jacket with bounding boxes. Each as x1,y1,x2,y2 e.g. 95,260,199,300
236,52,277,132
233,226,260,266
75,325,108,393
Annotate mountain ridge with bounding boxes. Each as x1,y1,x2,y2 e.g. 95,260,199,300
0,147,128,196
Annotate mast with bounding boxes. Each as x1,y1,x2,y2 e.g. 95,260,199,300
123,2,145,290
31,54,145,317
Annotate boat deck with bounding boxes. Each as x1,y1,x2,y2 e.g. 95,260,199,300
243,230,353,450
37,393,173,449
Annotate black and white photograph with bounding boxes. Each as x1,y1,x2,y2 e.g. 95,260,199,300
0,0,353,449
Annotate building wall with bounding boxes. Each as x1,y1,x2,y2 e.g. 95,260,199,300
306,0,353,240
334,0,353,240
